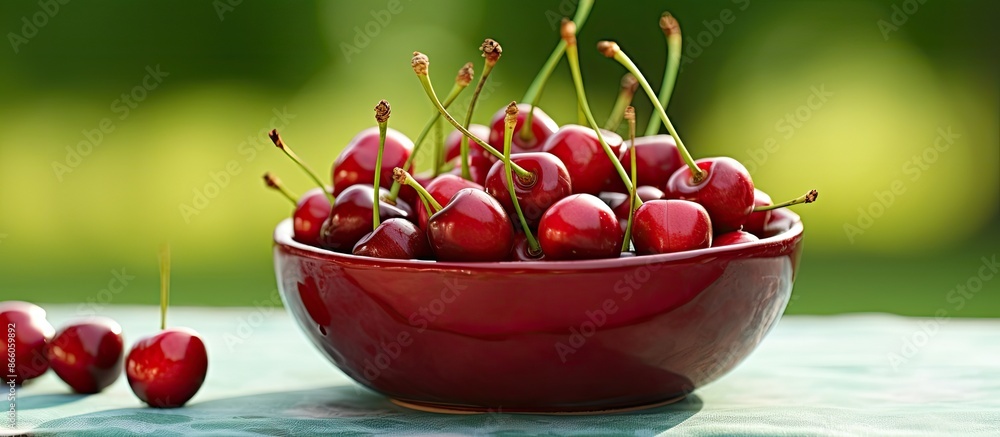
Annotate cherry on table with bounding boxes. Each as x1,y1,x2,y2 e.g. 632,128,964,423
538,194,623,260
0,301,54,384
47,317,124,394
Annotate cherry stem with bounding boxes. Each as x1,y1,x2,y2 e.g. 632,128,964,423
433,117,444,177
753,190,819,212
387,63,473,202
393,167,443,215
643,13,682,137
622,106,638,252
605,74,638,132
461,39,501,181
269,130,335,204
159,243,170,331
598,41,704,182
411,52,532,180
263,172,298,206
520,0,595,142
502,102,541,256
373,100,390,231
561,20,635,194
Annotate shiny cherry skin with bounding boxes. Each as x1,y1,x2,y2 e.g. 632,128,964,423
353,218,433,260
47,317,124,394
538,194,623,260
542,125,623,196
444,124,494,163
0,301,54,384
320,185,413,253
611,186,667,233
417,175,483,229
484,152,572,229
427,188,514,262
713,230,760,247
332,127,414,195
603,135,682,193
293,188,332,247
125,327,207,408
488,103,559,153
744,189,777,237
632,199,712,255
665,157,755,233
446,153,493,186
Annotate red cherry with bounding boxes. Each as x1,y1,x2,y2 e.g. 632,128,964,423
353,218,432,260
444,124,493,163
510,232,546,261
332,127,414,195
0,301,54,384
603,134,682,193
397,172,434,211
445,153,493,186
542,125,623,195
488,103,558,153
125,328,207,408
713,230,760,247
47,318,124,394
612,186,666,233
538,194,623,260
427,188,514,261
292,188,332,247
417,175,483,229
665,157,754,233
320,185,413,253
632,199,712,255
744,189,776,237
484,152,572,229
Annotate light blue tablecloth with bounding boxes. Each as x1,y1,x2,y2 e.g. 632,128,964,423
4,305,998,436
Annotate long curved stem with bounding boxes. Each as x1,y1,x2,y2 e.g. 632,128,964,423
263,172,298,205
605,74,637,131
644,13,683,136
462,53,497,180
269,130,335,204
373,101,390,230
503,103,541,255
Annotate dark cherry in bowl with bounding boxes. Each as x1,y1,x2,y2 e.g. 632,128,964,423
273,210,804,413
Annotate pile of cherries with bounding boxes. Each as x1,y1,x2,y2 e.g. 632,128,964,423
2,248,207,408
265,10,816,262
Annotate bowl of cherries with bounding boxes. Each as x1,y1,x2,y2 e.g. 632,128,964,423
269,12,817,414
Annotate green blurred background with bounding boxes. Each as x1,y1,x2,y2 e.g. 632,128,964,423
0,0,997,316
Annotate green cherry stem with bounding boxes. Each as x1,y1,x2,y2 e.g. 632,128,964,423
604,74,638,132
622,106,638,252
519,0,595,142
393,167,442,217
753,190,819,212
460,39,502,181
373,100,390,230
433,117,444,177
561,20,636,194
159,243,170,331
503,102,541,255
386,62,474,202
263,172,298,205
269,129,335,204
598,40,704,182
411,52,532,180
643,12,683,137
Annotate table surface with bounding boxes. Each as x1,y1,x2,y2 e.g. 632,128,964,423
3,305,998,436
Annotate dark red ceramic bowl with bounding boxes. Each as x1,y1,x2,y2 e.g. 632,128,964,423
273,209,804,413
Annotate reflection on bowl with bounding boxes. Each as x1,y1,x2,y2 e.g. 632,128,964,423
273,209,803,413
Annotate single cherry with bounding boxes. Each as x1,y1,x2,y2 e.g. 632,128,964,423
263,173,331,248
665,157,755,233
353,218,432,260
332,126,414,195
417,174,483,229
320,184,413,253
0,301,54,384
428,188,514,262
47,317,124,394
489,103,559,153
542,125,623,196
538,194,623,260
713,230,760,247
603,135,682,193
631,199,712,255
126,245,207,408
612,186,666,232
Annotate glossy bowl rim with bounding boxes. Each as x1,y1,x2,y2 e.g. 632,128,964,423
273,209,802,271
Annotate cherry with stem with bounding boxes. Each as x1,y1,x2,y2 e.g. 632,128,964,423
501,102,541,256
269,130,335,203
410,52,533,181
372,100,391,230
393,168,443,218
520,0,595,142
644,12,683,137
752,190,819,212
604,74,638,132
263,172,298,205
459,39,502,180
622,106,638,252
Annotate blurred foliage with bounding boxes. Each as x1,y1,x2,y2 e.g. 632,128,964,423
0,0,997,315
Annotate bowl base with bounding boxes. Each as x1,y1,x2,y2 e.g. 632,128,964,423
389,395,687,415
